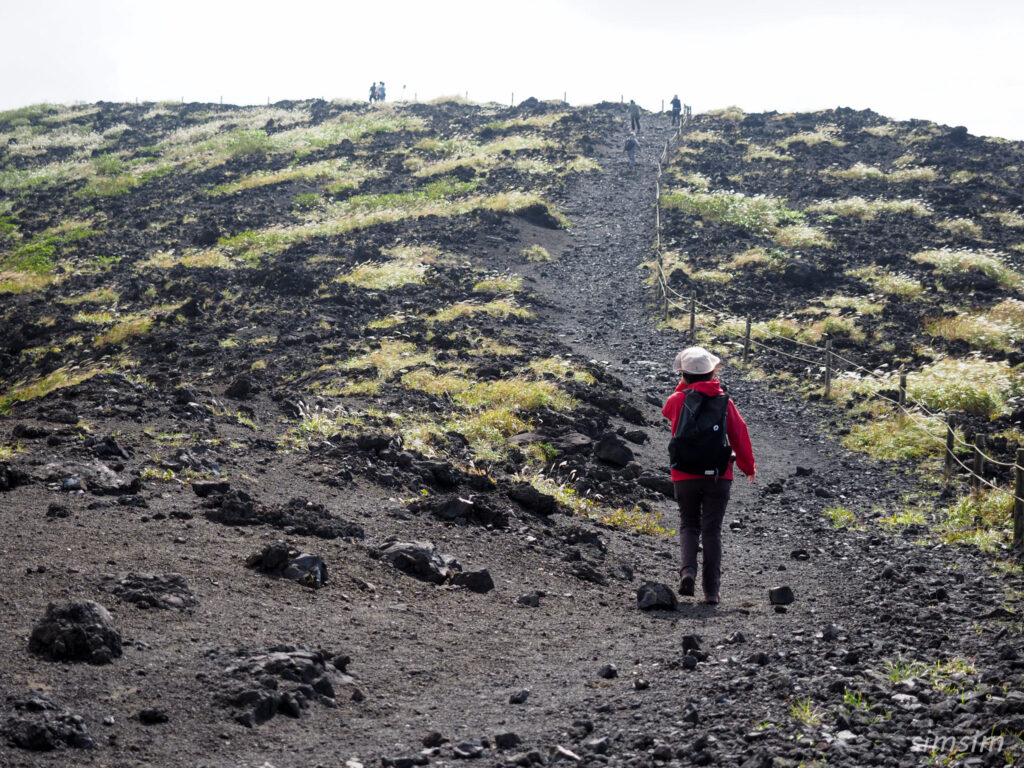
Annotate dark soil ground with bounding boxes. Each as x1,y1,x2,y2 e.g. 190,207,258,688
1,101,1022,768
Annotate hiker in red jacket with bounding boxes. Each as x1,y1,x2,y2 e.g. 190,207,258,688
662,346,755,604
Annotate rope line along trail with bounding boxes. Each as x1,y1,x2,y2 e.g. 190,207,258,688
648,112,1024,551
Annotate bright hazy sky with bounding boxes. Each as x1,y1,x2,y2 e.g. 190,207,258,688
4,0,1023,140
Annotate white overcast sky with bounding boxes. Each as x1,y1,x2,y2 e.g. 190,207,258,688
3,0,1023,139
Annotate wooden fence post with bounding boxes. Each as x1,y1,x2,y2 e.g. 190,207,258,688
1014,448,1024,553
743,318,752,363
944,421,955,481
689,292,696,342
824,338,832,398
973,435,985,493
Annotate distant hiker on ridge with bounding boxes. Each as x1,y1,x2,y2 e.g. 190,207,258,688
624,132,641,173
378,82,386,102
628,99,641,133
670,94,681,126
662,347,755,605
369,83,378,103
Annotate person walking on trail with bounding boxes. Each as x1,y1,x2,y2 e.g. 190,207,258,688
625,132,641,173
628,99,641,133
378,82,387,102
670,94,681,126
369,83,378,103
662,346,755,605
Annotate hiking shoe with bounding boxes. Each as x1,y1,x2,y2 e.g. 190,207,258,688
704,593,720,605
678,574,695,597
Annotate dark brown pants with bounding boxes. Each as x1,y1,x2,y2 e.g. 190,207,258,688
674,479,732,598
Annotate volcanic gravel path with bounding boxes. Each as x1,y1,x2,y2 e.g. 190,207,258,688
513,112,1024,767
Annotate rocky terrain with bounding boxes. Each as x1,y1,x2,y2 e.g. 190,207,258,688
0,98,1022,767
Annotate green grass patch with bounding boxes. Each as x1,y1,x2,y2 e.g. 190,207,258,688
773,224,831,248
341,340,435,379
807,196,931,219
473,273,522,293
936,217,982,238
522,244,551,262
925,299,1024,352
911,248,1021,288
336,255,428,290
527,357,597,385
93,316,153,347
429,299,532,324
843,411,948,463
776,124,846,149
400,368,472,396
847,266,924,299
823,505,860,528
209,158,380,196
661,189,804,235
455,377,573,412
0,366,100,414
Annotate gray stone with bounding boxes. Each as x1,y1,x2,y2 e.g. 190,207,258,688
517,591,542,607
494,732,522,750
636,581,678,611
100,572,196,611
377,541,460,584
451,569,494,594
508,484,557,515
39,461,139,495
597,664,618,679
137,708,169,725
594,434,634,467
3,710,94,750
453,740,484,759
509,689,530,704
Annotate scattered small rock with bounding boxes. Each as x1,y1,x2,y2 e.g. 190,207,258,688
450,569,494,594
452,740,484,759
246,543,328,589
507,484,557,516
137,708,169,725
494,732,522,750
636,581,678,611
597,663,618,679
517,591,543,607
100,572,197,611
768,586,795,605
509,689,530,705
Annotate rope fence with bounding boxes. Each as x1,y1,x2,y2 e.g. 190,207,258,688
649,110,1024,553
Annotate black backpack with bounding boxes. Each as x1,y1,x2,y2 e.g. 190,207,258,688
668,389,733,477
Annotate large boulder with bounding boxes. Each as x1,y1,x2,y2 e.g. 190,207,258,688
595,434,634,467
38,461,139,495
28,601,123,665
376,541,460,584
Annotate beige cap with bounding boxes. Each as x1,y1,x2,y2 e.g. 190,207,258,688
672,346,721,375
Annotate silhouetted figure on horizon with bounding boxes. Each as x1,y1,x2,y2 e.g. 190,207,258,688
628,99,641,133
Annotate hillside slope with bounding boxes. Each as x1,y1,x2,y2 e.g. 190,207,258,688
0,100,1021,768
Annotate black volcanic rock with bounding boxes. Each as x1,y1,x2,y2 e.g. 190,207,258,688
28,601,123,665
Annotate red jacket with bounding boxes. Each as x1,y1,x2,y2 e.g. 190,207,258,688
661,379,755,482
